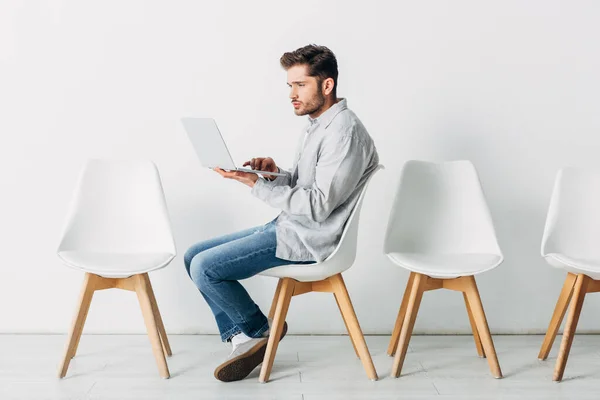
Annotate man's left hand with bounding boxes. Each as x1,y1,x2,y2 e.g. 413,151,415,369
214,168,259,188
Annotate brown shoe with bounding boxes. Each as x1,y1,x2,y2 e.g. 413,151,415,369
214,322,288,382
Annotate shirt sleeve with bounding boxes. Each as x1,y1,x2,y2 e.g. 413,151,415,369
251,132,368,223
267,167,292,186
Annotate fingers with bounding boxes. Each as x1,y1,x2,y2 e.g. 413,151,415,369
243,157,275,171
214,168,235,178
214,168,253,180
214,168,226,178
260,158,274,172
243,158,258,169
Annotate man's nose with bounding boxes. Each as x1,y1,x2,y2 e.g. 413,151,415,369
289,88,298,99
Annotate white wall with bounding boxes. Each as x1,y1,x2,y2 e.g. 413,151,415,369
1,0,600,335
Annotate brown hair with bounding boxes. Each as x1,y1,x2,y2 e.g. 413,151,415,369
280,44,338,98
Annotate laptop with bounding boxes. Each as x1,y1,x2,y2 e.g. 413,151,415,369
181,117,286,177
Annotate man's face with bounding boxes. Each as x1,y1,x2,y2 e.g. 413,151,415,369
286,65,325,116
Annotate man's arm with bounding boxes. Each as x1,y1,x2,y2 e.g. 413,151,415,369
251,133,368,223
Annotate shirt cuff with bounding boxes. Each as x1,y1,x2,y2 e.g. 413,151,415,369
267,167,283,183
251,177,274,200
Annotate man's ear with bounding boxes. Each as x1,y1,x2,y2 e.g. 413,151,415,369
322,77,335,96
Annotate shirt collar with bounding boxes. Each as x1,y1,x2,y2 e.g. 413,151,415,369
307,98,348,129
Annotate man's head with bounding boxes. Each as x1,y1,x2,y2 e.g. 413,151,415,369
280,44,338,117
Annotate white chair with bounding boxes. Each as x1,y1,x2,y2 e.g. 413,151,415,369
258,165,383,383
57,159,176,379
384,160,503,379
538,167,600,381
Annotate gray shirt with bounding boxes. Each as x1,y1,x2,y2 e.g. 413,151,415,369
251,98,379,262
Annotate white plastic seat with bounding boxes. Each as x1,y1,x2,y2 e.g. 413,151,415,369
56,159,176,379
544,254,600,280
384,160,503,379
58,252,175,278
257,165,383,383
538,167,600,381
386,253,503,279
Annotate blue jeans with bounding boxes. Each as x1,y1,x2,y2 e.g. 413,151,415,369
184,218,315,342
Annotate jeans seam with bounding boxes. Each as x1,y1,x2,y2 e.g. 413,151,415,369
248,319,270,338
208,245,278,275
222,325,242,342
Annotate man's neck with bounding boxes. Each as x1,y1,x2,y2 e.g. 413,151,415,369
309,97,339,119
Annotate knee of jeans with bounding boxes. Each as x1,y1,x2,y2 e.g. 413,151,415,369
189,254,215,289
183,246,199,276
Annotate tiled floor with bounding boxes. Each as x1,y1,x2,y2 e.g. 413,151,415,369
1,333,599,399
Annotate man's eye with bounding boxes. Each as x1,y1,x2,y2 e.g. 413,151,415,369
298,84,305,87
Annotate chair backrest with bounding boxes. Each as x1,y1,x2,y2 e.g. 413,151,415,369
542,167,600,259
321,165,384,267
384,160,501,256
57,159,176,255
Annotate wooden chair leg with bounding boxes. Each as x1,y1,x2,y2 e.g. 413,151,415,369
268,279,283,320
143,274,172,357
538,273,577,360
135,274,170,379
330,274,378,381
387,272,416,357
69,274,99,361
260,278,295,383
463,276,502,378
464,292,485,358
334,293,360,358
391,273,425,378
58,273,96,378
553,274,589,382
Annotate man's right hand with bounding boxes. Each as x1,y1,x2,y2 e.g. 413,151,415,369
243,157,278,181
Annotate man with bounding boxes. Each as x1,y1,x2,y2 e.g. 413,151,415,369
184,44,379,382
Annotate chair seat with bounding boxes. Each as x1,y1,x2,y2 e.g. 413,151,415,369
58,251,175,278
260,261,349,282
544,253,600,280
386,252,503,278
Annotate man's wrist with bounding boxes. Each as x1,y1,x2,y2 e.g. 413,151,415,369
266,167,279,181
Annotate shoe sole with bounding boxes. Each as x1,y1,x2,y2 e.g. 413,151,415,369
214,321,288,382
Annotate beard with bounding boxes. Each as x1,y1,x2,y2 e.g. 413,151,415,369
294,90,326,116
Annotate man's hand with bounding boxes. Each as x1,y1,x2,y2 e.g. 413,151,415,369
243,157,278,181
214,168,259,188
